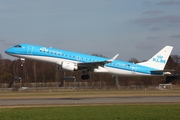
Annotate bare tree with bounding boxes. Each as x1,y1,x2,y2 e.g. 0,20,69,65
128,58,139,63
0,54,3,60
91,54,108,58
171,55,180,65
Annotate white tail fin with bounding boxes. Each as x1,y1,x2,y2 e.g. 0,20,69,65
137,46,173,70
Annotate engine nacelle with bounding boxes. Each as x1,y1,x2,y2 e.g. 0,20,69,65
58,62,77,71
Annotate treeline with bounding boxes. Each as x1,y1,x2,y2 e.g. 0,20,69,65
0,54,180,86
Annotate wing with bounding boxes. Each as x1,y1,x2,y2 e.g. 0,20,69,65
78,54,119,70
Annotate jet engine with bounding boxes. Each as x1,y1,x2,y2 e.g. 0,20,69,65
58,62,78,71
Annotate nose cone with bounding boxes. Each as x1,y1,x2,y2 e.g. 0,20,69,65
5,47,19,56
5,48,14,54
5,44,26,58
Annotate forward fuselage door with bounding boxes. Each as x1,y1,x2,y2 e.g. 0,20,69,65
132,63,136,74
27,45,33,54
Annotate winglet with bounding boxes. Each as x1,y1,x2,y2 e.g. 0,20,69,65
106,54,119,63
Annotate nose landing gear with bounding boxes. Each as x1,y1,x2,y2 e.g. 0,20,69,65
81,70,90,80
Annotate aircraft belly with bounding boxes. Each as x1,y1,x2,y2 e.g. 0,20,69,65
106,67,149,76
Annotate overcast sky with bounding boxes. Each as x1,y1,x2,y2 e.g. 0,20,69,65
1,0,180,61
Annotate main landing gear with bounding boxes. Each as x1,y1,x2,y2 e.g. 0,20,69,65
81,75,90,80
81,70,90,80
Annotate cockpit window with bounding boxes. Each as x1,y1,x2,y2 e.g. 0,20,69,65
14,45,22,48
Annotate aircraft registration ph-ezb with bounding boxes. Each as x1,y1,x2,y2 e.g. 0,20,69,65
5,44,173,80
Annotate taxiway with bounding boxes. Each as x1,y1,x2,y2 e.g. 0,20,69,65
0,96,179,106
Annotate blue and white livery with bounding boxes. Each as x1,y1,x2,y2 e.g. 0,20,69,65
5,44,173,80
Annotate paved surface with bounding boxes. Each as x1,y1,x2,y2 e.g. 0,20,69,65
0,96,180,106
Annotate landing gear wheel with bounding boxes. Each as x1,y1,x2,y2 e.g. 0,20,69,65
81,69,90,80
81,75,90,80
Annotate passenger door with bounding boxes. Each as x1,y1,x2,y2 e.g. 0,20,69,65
27,45,33,54
132,63,136,74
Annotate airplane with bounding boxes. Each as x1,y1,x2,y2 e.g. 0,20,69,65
5,44,173,80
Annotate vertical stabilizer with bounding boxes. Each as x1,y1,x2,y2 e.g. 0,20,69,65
137,46,173,70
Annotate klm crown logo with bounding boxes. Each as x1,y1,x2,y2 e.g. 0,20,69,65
152,55,166,64
40,47,49,52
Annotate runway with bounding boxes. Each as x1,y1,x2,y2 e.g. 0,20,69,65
0,96,180,106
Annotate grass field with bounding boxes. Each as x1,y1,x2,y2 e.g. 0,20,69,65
0,104,180,120
0,90,180,119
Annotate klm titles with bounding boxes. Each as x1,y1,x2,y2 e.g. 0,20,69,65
40,47,62,55
40,47,48,52
152,55,166,64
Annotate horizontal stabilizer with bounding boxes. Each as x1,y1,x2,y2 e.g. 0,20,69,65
151,69,175,74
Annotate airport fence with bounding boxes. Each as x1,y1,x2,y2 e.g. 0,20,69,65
0,82,180,91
